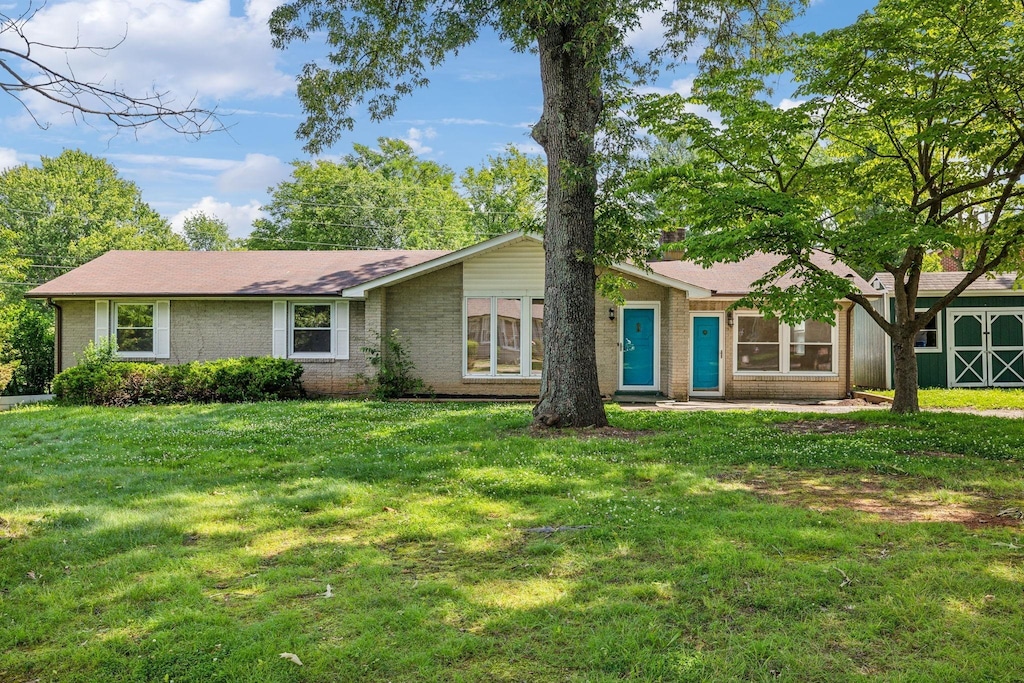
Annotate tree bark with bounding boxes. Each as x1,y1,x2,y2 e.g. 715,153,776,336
890,278,922,414
891,329,921,414
531,22,608,428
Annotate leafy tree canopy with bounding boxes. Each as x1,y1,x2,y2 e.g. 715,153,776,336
460,146,547,236
0,149,185,289
638,0,1024,412
247,138,477,250
183,212,239,251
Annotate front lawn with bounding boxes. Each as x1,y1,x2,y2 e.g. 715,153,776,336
2,402,1022,681
875,387,1024,410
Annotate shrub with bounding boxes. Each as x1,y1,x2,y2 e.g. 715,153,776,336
360,329,429,400
52,355,304,406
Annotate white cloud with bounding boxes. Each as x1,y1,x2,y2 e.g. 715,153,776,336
441,118,496,126
0,0,293,128
0,147,24,170
216,153,291,193
110,151,289,193
778,98,806,111
170,197,265,238
403,127,436,155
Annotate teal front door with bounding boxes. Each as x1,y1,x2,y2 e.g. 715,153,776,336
622,307,656,388
692,315,721,394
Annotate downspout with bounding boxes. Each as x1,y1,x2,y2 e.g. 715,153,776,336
48,298,63,375
845,303,853,397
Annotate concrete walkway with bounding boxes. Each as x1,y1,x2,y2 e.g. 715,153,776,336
619,398,887,414
619,398,1024,418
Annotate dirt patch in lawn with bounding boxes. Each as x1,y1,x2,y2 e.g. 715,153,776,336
775,419,883,435
719,470,1021,527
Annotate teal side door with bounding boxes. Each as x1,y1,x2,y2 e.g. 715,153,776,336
622,308,655,387
692,316,721,392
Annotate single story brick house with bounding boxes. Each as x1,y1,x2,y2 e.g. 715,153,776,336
27,231,876,400
853,271,1024,389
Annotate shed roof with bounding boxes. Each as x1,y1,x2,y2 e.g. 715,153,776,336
26,249,449,298
873,271,1021,294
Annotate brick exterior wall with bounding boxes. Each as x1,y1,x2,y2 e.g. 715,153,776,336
57,300,95,372
56,299,368,396
689,299,851,400
379,263,542,396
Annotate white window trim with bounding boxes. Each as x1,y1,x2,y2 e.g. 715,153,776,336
463,296,540,379
288,301,336,359
109,300,170,360
273,300,350,360
733,312,838,376
913,308,942,354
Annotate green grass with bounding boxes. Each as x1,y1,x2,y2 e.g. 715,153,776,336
874,387,1024,409
1,401,1023,682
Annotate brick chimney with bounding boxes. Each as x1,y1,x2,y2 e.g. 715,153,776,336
658,228,687,261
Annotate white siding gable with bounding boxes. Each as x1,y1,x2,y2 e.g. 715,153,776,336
463,237,544,296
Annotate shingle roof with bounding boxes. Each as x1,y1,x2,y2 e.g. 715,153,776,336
873,271,1021,293
649,251,875,296
26,250,450,298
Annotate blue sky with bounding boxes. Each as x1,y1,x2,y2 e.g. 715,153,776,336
0,0,876,238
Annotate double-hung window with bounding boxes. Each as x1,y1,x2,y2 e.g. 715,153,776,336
272,300,349,360
94,300,170,359
291,303,333,356
465,297,543,378
116,303,155,354
735,314,836,374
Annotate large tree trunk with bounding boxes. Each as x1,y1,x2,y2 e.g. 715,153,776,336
891,329,921,414
531,22,608,428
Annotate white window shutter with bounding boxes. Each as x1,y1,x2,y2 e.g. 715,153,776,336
94,300,110,345
335,301,350,360
154,300,171,358
272,301,288,358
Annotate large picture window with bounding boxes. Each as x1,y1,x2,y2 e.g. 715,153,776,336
735,314,836,374
465,297,543,378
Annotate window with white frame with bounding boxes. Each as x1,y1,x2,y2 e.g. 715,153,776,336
95,300,169,359
914,310,940,351
291,303,333,356
272,300,349,360
735,314,836,373
115,303,155,354
465,297,542,377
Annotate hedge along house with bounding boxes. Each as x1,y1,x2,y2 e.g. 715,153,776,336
27,231,875,400
854,272,1024,389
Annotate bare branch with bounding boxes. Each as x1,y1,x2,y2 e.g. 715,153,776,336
0,4,223,138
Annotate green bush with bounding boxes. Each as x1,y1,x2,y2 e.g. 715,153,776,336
52,354,304,406
360,329,429,400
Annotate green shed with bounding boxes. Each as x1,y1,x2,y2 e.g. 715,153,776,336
857,272,1024,389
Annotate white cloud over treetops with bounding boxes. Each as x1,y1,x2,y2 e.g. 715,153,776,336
171,197,265,238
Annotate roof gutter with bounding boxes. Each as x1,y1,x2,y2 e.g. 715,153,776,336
47,298,63,375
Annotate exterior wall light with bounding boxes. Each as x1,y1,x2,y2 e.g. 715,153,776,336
609,307,616,321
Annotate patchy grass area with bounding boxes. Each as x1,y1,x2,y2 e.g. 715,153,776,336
1,402,1022,681
875,387,1024,410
